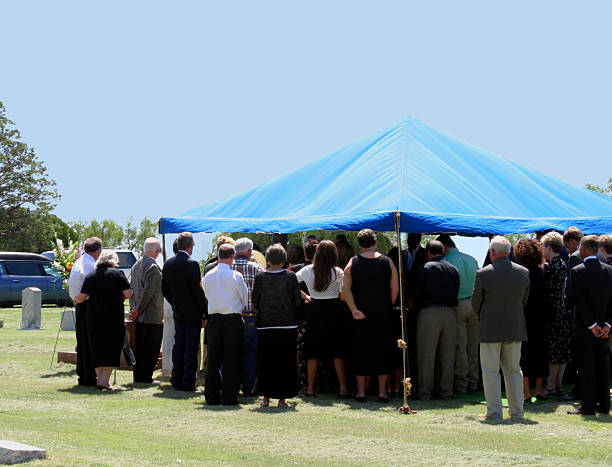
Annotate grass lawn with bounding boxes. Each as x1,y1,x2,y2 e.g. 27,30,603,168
0,307,611,466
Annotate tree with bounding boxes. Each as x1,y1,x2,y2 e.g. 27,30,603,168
69,217,158,254
70,219,124,249
586,178,612,197
124,217,158,254
0,101,60,251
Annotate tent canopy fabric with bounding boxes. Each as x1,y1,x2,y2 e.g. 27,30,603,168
160,117,612,235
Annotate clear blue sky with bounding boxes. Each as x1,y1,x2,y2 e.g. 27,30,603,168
2,1,610,262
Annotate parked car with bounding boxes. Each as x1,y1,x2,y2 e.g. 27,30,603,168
0,252,71,306
41,249,138,280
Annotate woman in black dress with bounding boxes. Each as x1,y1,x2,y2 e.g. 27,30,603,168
75,251,133,390
514,239,548,402
296,240,349,398
385,247,405,397
252,244,305,407
342,229,399,402
540,231,571,395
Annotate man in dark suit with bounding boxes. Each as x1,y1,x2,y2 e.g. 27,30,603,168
566,235,612,415
472,236,530,421
162,232,207,391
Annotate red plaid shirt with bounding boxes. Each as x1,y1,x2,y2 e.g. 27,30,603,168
231,255,264,314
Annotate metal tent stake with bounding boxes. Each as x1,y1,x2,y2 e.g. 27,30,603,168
395,211,415,414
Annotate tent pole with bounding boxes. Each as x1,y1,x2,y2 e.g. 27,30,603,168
159,219,167,263
395,211,411,413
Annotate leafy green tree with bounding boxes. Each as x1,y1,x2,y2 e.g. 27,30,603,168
0,101,60,251
48,214,78,246
70,219,125,249
69,217,158,253
586,178,612,197
124,217,158,254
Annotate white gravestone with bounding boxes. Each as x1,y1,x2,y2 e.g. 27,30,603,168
0,440,46,464
20,288,42,330
60,309,76,331
161,299,174,376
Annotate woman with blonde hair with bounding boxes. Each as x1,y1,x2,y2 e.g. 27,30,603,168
76,251,133,391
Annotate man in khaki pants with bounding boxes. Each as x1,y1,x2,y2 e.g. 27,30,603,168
472,236,530,421
437,234,479,393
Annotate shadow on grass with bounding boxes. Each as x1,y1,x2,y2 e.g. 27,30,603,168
57,385,99,395
249,404,297,413
56,385,128,395
152,386,202,400
199,404,242,411
41,368,77,378
478,417,539,425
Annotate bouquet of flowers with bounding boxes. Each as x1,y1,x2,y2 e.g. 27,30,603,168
51,238,82,289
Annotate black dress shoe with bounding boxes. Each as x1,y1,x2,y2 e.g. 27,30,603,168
567,409,595,415
355,396,367,403
377,396,389,403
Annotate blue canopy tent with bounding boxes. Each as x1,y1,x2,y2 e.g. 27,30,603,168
160,117,612,236
160,117,612,413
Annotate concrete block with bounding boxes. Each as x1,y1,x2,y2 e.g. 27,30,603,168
20,288,42,330
0,440,46,464
60,309,76,331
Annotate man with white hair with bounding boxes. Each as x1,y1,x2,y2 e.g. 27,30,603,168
129,237,164,384
231,237,264,396
472,236,530,421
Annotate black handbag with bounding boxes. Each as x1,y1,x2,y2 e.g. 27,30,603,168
122,330,136,367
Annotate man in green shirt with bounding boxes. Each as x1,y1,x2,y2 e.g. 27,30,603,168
437,235,479,393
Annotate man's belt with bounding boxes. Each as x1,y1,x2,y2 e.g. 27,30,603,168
242,311,257,317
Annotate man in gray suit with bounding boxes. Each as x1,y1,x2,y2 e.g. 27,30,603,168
130,237,164,383
472,236,530,421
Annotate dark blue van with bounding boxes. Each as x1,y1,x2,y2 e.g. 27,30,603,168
0,252,71,306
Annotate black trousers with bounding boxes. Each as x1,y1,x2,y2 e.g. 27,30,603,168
75,302,97,386
133,322,163,383
576,335,610,414
172,321,201,391
205,314,243,405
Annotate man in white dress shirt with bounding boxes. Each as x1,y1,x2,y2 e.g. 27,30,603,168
202,243,248,405
68,237,102,386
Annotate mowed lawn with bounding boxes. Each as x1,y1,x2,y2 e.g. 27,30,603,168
0,307,611,466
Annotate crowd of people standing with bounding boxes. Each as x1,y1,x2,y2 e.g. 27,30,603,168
68,227,612,421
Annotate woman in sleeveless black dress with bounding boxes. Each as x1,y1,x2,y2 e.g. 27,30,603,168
342,229,399,402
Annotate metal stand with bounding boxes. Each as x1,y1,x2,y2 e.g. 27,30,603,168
395,211,415,414
50,304,75,369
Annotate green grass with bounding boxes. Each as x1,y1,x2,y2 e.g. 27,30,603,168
0,307,611,466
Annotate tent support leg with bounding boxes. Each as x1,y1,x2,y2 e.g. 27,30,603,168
159,216,167,263
395,211,414,414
